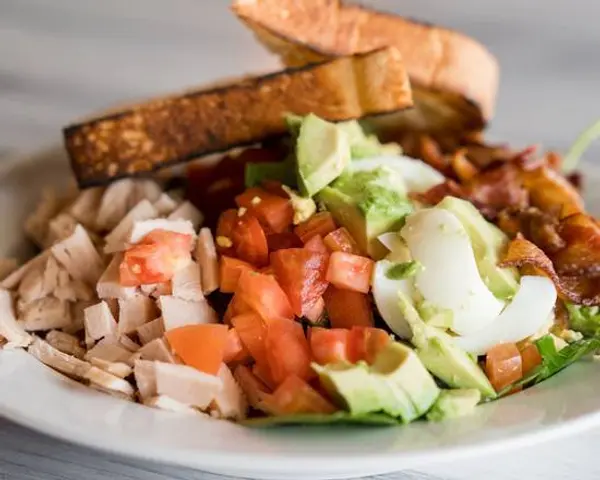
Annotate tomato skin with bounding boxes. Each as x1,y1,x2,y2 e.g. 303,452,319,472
326,252,374,293
520,343,543,375
310,327,350,365
265,319,313,385
223,293,252,324
347,326,391,364
304,235,328,254
236,270,294,322
267,232,303,252
294,212,337,244
260,180,288,198
324,286,374,329
140,229,192,252
324,227,361,254
270,248,329,317
219,256,255,293
230,212,269,267
223,328,251,364
165,324,229,375
231,312,269,367
215,209,238,256
485,343,523,392
235,187,294,234
267,375,337,415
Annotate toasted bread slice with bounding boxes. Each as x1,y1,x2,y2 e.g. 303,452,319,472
232,0,499,133
64,48,412,187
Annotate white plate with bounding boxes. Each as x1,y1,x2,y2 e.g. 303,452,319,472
1,149,600,480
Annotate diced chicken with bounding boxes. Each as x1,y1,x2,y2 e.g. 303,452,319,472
0,289,31,348
117,295,157,335
118,334,141,352
45,213,78,247
64,300,95,334
158,295,217,331
84,336,133,363
17,264,46,304
133,359,156,400
211,364,248,420
167,201,204,230
67,187,105,230
24,188,62,246
154,362,222,409
43,256,62,295
21,297,72,331
28,337,91,379
89,357,133,378
84,366,134,400
84,301,117,341
54,270,94,302
45,330,85,359
153,193,179,216
139,282,171,298
1,250,50,290
132,179,163,204
97,254,137,300
0,258,17,282
144,396,208,415
51,225,105,285
171,262,203,301
105,298,119,318
95,179,137,231
195,228,219,294
138,338,175,363
128,219,196,246
136,317,165,345
104,200,159,253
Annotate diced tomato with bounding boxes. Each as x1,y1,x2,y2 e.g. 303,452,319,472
267,232,303,252
324,286,374,329
233,364,274,412
310,327,350,365
347,326,391,364
215,209,238,255
323,227,361,254
223,293,252,324
219,256,255,293
252,362,276,390
260,265,275,276
270,248,329,317
304,297,325,324
485,343,523,392
294,212,337,244
268,375,337,415
165,324,229,375
236,270,294,322
326,252,373,293
224,328,251,364
120,243,179,286
304,235,328,254
265,319,313,384
140,229,192,253
230,212,269,267
235,187,294,234
520,343,543,376
260,180,288,198
231,312,269,366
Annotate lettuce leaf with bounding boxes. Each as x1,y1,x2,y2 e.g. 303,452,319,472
243,412,399,428
566,303,600,337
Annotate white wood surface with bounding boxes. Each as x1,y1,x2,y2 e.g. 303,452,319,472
1,0,600,478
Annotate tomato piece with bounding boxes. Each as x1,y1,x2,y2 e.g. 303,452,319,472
326,252,373,293
233,365,273,411
165,324,229,375
347,326,391,364
235,187,294,234
294,212,337,244
224,328,251,364
304,296,325,324
223,293,252,324
304,235,328,254
310,327,350,365
267,232,303,252
324,286,374,329
270,248,329,317
120,243,176,286
215,209,238,255
260,265,275,276
265,319,313,384
520,343,543,376
140,229,192,253
219,256,255,293
252,362,276,390
231,312,269,366
261,180,288,198
323,227,361,254
268,375,337,415
230,212,269,267
236,270,294,322
485,343,523,392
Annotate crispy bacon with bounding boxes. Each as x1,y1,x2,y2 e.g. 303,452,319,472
522,166,584,218
552,214,600,277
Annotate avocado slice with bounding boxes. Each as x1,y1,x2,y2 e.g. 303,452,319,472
437,196,519,300
426,389,481,422
337,120,402,159
296,114,351,197
398,291,497,399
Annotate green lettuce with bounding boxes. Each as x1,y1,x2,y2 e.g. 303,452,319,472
566,303,600,337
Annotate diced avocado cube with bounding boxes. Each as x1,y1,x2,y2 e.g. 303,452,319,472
426,389,481,422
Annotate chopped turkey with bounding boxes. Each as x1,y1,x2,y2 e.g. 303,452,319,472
97,254,137,300
65,300,95,334
167,201,204,229
171,262,203,301
118,334,141,352
24,188,62,246
54,270,94,302
211,364,248,420
117,295,157,335
153,193,179,216
89,357,133,378
95,179,137,231
45,213,78,247
29,337,91,379
144,395,204,415
45,330,85,359
17,263,47,304
139,282,171,298
138,338,175,363
0,289,31,348
0,258,17,281
85,338,133,363
128,219,196,246
84,366,134,400
51,225,105,285
1,250,50,290
154,362,222,409
21,297,72,331
67,187,105,230
133,359,156,400
195,228,219,294
159,295,217,331
132,179,163,204
43,256,62,294
104,200,158,253
84,301,117,341
136,317,165,345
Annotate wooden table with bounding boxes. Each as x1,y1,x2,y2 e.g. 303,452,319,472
1,1,599,479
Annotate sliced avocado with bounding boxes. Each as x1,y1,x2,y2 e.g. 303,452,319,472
417,301,454,329
318,168,413,259
437,196,519,300
426,389,481,422
398,291,497,399
296,114,351,197
337,120,402,159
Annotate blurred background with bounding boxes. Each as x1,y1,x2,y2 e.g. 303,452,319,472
1,0,600,156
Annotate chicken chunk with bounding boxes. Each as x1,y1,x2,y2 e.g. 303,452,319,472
171,262,203,302
104,200,159,253
45,330,85,359
195,228,219,294
51,225,105,285
96,254,137,300
89,357,133,378
154,362,222,409
21,297,72,331
67,187,105,230
84,366,134,400
153,193,178,216
65,299,95,334
0,289,31,348
211,364,248,420
137,338,175,363
117,295,157,336
28,337,91,380
85,339,133,363
128,219,196,246
167,201,204,230
144,395,207,415
96,179,137,231
45,213,78,247
136,317,165,345
1,251,50,290
139,282,171,298
24,188,62,247
132,179,163,204
84,301,117,341
158,295,217,331
133,359,156,401
54,270,94,302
